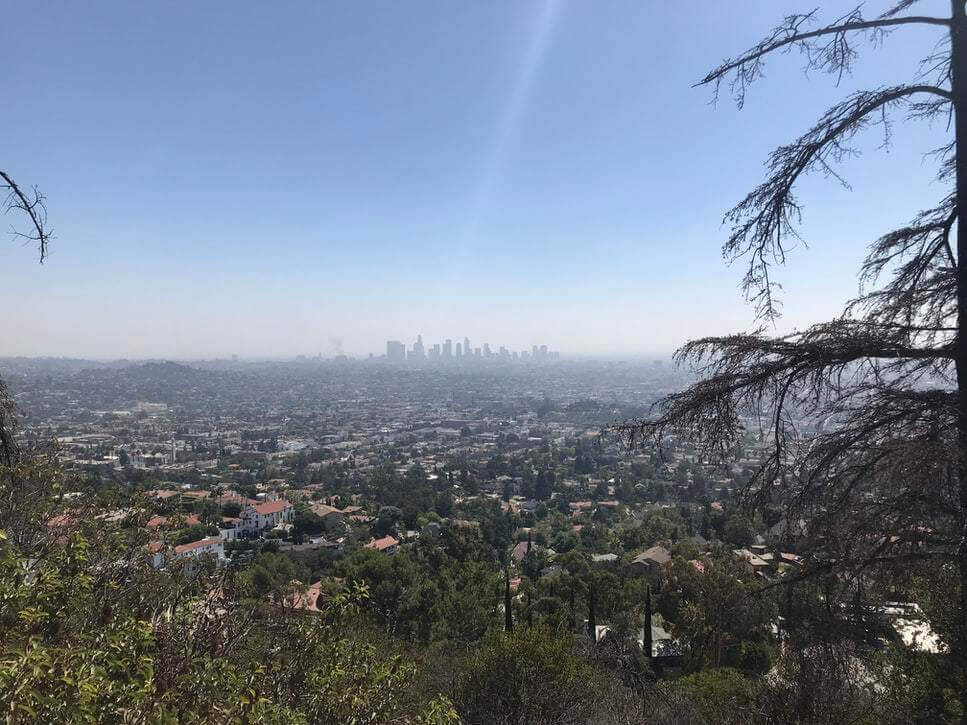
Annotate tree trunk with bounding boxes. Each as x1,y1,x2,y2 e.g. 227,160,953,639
952,1,967,718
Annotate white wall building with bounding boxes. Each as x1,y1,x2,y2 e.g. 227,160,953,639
240,500,294,534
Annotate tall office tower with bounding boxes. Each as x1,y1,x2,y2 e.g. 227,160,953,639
456,343,462,357
499,346,508,357
532,345,539,358
474,347,482,357
464,337,471,357
443,339,453,358
411,333,425,360
430,343,441,360
483,343,491,357
386,340,406,361
540,345,548,358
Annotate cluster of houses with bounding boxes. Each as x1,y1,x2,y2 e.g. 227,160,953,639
145,494,299,570
141,490,393,572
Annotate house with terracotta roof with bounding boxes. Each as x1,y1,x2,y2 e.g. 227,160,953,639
174,536,225,559
217,516,243,541
172,536,226,573
239,500,294,535
147,541,166,568
147,513,201,529
287,581,325,612
309,502,346,532
47,513,74,528
365,535,399,554
149,535,226,570
511,539,534,563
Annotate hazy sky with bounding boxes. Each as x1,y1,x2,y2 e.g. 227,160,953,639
2,1,954,358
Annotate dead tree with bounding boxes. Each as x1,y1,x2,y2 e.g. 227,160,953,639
618,1,967,710
0,169,52,464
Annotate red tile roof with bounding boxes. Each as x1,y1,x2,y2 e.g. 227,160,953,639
511,540,532,562
287,581,325,612
47,514,73,528
147,514,201,529
365,535,398,552
174,536,223,555
252,500,291,515
310,503,343,518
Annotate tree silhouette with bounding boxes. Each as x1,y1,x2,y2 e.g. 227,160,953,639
0,169,51,465
619,0,967,705
1,169,51,264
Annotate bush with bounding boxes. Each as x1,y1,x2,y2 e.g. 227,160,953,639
670,668,757,724
454,627,606,724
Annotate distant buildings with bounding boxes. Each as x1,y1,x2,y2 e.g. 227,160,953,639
409,334,425,361
383,334,560,363
386,340,405,362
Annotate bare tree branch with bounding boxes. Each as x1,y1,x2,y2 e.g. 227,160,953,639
698,7,950,106
1,169,52,263
725,85,949,320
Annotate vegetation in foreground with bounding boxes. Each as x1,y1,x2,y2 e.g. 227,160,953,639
1,458,961,724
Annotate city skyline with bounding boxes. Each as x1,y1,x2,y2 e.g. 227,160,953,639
385,333,559,362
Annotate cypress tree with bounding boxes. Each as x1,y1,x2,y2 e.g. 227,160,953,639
527,590,533,627
587,580,596,642
569,581,576,632
504,569,513,633
644,584,653,659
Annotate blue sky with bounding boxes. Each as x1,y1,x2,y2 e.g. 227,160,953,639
2,1,954,358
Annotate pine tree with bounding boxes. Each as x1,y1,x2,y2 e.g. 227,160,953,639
618,3,967,703
569,581,576,632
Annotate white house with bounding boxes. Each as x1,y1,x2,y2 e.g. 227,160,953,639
174,536,226,561
240,500,295,534
149,536,226,570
